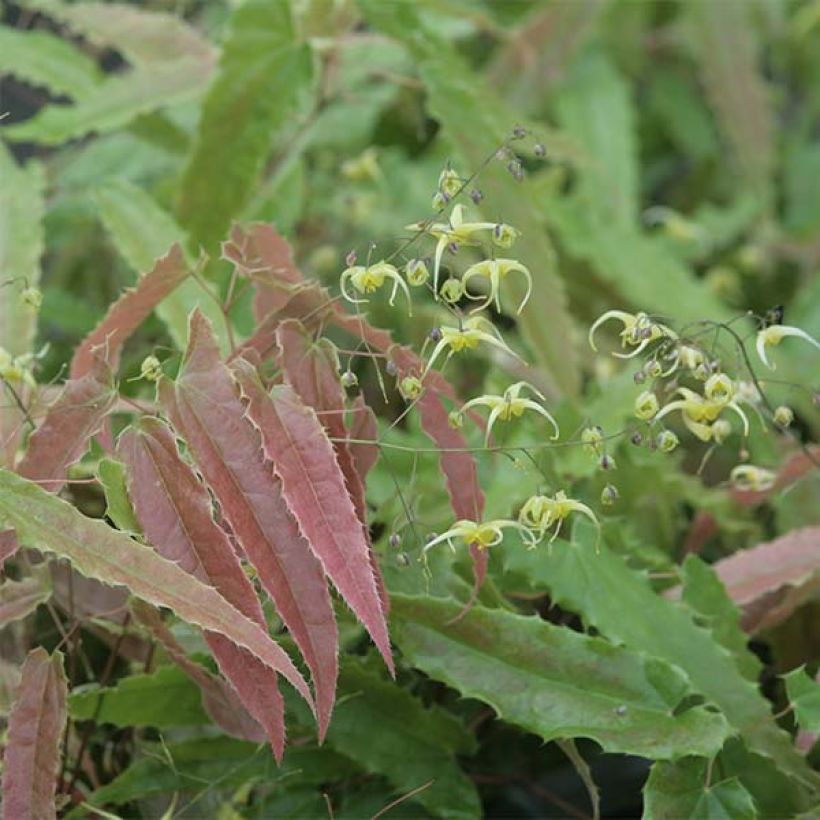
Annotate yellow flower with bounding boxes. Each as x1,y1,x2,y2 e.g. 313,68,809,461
518,491,600,548
0,347,36,389
139,355,163,382
424,518,535,554
460,381,559,445
755,324,820,370
589,311,677,358
461,258,532,314
340,260,411,313
424,316,518,376
730,465,776,492
406,205,519,296
634,390,660,420
405,259,430,286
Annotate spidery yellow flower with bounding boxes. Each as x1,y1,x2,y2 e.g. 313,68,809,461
461,258,532,314
340,261,411,313
589,311,677,358
730,465,776,492
755,324,820,370
424,316,519,376
423,518,535,554
518,491,600,549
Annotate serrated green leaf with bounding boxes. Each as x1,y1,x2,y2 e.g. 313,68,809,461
84,737,358,807
679,555,762,682
643,757,756,820
358,0,580,396
176,0,313,251
0,25,102,99
784,666,820,733
502,534,820,794
0,144,45,358
69,664,210,728
93,179,225,351
322,659,479,820
97,458,141,535
555,49,638,228
391,594,730,761
3,58,211,146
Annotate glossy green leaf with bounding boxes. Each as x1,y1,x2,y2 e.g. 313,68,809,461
391,594,730,760
323,659,479,820
69,664,209,727
502,533,820,793
0,144,45,357
0,25,102,99
96,458,141,535
92,179,224,350
784,667,820,733
176,0,313,251
358,0,580,396
643,757,756,820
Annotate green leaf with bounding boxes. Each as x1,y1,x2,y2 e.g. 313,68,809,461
176,0,313,251
679,555,762,682
391,594,730,760
69,664,209,728
784,667,820,733
555,49,638,228
643,757,756,820
97,458,141,535
85,737,358,807
502,534,820,793
358,0,580,396
0,144,45,357
93,179,225,351
3,58,211,146
323,659,479,820
0,25,102,99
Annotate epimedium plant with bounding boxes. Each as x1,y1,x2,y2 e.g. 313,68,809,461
2,1,820,818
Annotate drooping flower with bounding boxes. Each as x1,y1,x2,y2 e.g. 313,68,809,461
405,259,430,286
340,260,411,312
423,316,519,376
634,390,660,420
589,311,677,358
518,491,600,548
461,258,532,314
0,347,36,389
423,518,535,554
459,381,559,445
730,465,776,492
755,324,820,370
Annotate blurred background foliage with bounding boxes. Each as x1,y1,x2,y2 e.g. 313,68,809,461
2,0,820,816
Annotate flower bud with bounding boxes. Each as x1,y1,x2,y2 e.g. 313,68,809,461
405,259,430,286
512,125,527,139
389,533,402,549
492,223,519,248
634,390,659,420
599,454,616,471
400,376,423,400
644,360,662,379
439,278,464,304
428,326,442,343
139,355,162,382
581,426,604,456
633,370,646,385
533,142,546,158
438,167,462,198
774,405,794,427
432,191,449,212
470,189,483,204
386,360,398,376
601,484,619,506
345,249,358,267
712,419,732,444
507,160,525,181
341,370,358,389
630,431,643,446
657,430,679,453
448,410,464,429
396,552,410,567
20,287,43,311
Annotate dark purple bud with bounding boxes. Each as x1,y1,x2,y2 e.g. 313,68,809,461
641,326,653,340
512,125,527,139
508,160,525,181
447,241,459,255
470,188,483,204
633,371,646,385
630,431,643,446
534,142,546,158
396,552,410,567
386,360,398,376
389,533,401,549
429,327,442,343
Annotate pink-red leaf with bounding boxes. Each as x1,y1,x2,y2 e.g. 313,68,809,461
234,362,392,674
70,243,188,379
1,648,67,820
18,356,117,489
347,395,379,483
276,320,388,614
1,529,19,566
119,418,285,756
0,468,312,706
0,569,51,628
711,526,820,633
159,310,337,735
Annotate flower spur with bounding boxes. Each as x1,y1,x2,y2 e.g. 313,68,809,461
458,381,559,446
589,310,677,358
340,260,412,313
461,258,532,314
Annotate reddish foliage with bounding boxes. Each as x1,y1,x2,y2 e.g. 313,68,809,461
119,418,286,756
1,648,67,820
71,244,188,379
234,362,393,675
1,529,19,566
18,356,117,489
159,311,337,735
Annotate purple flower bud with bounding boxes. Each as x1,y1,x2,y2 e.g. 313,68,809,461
396,552,410,567
428,327,442,343
630,431,643,446
470,189,483,204
634,371,646,385
512,125,527,139
534,142,546,158
508,160,525,181
447,241,459,255
389,533,401,548
386,360,398,376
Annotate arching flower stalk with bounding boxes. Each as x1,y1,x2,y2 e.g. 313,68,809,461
459,381,559,446
461,258,532,314
423,518,536,554
423,316,520,377
340,261,411,313
755,324,820,369
518,491,600,550
589,311,677,359
406,204,519,296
